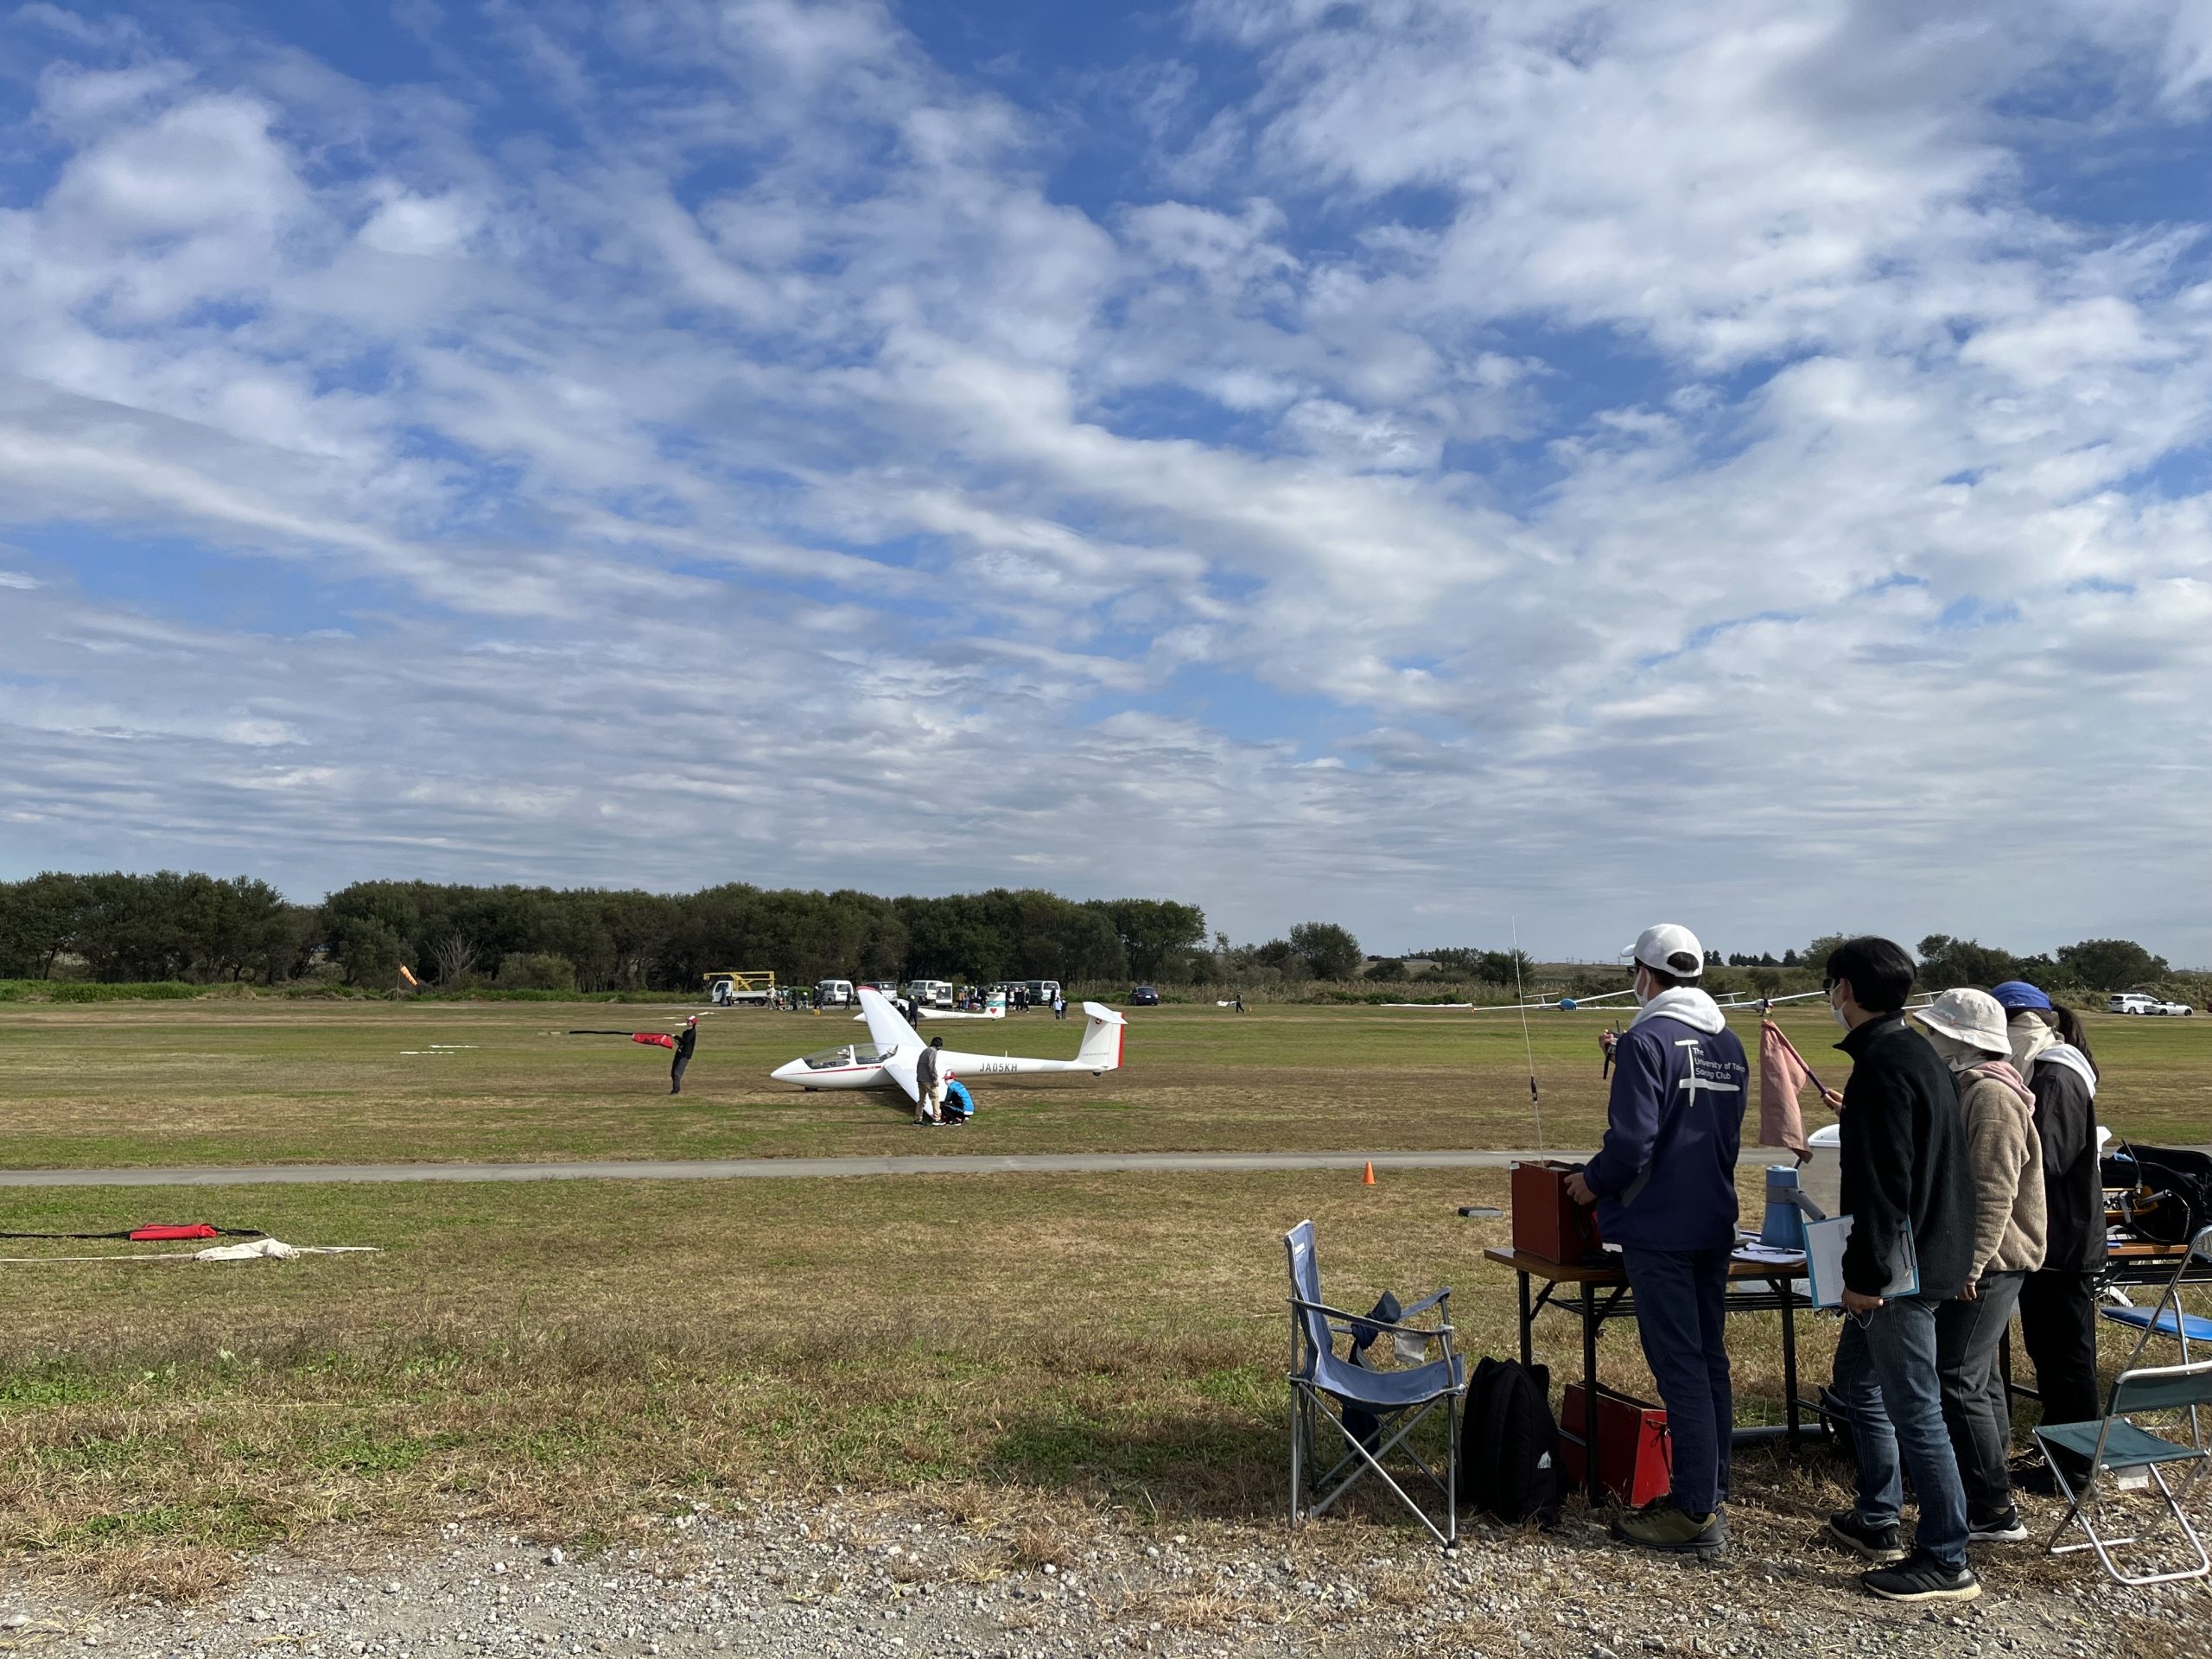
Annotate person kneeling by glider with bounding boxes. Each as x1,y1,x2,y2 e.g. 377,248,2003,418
941,1078,975,1125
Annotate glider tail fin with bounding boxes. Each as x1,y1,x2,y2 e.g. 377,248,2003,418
1076,1001,1126,1071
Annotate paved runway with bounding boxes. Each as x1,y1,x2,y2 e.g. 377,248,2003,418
0,1148,1569,1187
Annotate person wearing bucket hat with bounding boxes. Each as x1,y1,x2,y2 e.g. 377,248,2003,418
1914,988,2046,1544
1990,980,2104,1491
1562,923,1748,1558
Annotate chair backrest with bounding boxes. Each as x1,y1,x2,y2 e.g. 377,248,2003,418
2110,1357,2212,1418
2194,1224,2212,1264
1284,1220,1332,1373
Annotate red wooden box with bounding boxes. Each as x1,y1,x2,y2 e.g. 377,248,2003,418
1510,1160,1605,1263
1559,1382,1672,1507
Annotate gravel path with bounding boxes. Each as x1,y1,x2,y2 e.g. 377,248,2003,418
3,1492,2202,1659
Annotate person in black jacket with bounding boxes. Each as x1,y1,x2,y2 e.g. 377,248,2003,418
1992,980,2104,1488
1819,937,1983,1604
669,1015,698,1095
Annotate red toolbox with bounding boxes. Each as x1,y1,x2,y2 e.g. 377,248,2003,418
1510,1160,1605,1263
1559,1382,1671,1508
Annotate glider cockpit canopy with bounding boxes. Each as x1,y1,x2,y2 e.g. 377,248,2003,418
798,1041,898,1071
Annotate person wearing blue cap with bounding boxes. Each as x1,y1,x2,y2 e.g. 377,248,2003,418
1990,980,2104,1491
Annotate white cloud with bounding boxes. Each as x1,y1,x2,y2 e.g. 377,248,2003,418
1,2,2211,960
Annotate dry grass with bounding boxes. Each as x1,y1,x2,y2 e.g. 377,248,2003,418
3,998,2209,1607
9,1161,2194,1605
3,999,2205,1172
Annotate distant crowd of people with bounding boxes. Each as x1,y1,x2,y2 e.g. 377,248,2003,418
1569,927,2102,1604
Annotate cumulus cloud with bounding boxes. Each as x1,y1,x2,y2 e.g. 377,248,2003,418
2,1,2211,958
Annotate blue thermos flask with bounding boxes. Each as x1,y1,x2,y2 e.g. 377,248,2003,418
1761,1165,1809,1252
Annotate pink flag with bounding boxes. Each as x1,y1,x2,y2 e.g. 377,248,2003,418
1758,1019,1813,1160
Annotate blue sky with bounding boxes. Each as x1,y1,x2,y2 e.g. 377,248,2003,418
3,1,2212,963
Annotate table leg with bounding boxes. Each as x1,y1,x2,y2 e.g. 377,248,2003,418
1583,1294,1601,1504
1518,1271,1534,1369
1779,1278,1802,1440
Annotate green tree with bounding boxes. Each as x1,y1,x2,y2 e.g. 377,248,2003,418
1916,934,2020,990
1287,921,1363,982
1089,899,1207,982
498,951,575,991
2057,938,2168,991
327,914,404,987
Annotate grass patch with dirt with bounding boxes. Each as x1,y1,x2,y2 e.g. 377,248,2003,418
1,999,2207,1170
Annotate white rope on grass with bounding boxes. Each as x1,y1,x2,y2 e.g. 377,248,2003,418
0,1243,379,1265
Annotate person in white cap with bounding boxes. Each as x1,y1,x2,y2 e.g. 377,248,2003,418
1914,987,2045,1546
1565,923,1747,1557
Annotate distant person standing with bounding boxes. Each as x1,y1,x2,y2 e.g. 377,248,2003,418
669,1015,698,1096
914,1036,946,1125
1565,924,1747,1558
1053,993,1068,1020
1991,980,2104,1492
1820,937,1982,1604
1915,988,2045,1546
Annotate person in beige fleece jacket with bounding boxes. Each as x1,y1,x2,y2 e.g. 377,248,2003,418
1916,988,2047,1542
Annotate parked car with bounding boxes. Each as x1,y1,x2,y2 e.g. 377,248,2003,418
1129,985,1160,1006
2152,999,2196,1017
2107,993,2160,1015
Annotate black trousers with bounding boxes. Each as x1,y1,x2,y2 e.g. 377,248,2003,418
670,1052,691,1094
2018,1269,2101,1470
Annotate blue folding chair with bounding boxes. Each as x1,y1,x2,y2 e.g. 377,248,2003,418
2100,1224,2212,1446
2037,1226,2212,1585
1284,1219,1465,1545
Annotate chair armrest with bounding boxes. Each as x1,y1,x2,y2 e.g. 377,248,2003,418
1289,1296,1453,1340
1400,1287,1451,1321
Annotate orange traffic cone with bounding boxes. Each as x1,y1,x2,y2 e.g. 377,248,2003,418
1362,1160,1376,1186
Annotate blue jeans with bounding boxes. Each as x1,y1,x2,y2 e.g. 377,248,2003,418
1622,1245,1732,1515
1832,1296,1969,1569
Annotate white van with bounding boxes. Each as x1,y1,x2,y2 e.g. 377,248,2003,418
906,979,954,1008
816,978,855,1007
1023,979,1063,1007
2108,992,2159,1015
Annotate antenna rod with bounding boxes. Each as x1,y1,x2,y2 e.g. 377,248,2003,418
1510,916,1544,1152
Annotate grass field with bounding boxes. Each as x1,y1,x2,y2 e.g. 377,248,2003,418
1,1000,2208,1601
3,1000,2209,1169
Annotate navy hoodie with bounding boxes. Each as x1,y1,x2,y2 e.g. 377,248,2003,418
1584,992,1750,1252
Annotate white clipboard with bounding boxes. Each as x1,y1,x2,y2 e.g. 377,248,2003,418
1805,1215,1920,1308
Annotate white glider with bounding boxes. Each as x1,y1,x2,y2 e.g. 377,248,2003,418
773,987,1125,1099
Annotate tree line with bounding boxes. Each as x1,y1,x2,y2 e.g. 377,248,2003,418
0,871,1217,994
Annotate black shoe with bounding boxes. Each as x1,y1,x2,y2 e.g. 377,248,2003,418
1967,1505,2029,1544
1861,1550,1980,1603
1821,1510,1908,1563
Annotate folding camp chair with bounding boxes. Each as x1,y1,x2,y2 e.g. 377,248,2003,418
2033,1356,2212,1586
1284,1219,1465,1546
2100,1224,2212,1446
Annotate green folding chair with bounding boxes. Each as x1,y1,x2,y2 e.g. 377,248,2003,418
2034,1355,2212,1586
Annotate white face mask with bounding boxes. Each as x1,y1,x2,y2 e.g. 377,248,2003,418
1828,988,1849,1030
1631,967,1652,1007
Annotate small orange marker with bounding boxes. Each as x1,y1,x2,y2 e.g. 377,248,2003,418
1363,1160,1376,1186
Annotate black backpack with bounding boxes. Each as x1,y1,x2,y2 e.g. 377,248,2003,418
1458,1357,1561,1528
2103,1142,2212,1246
